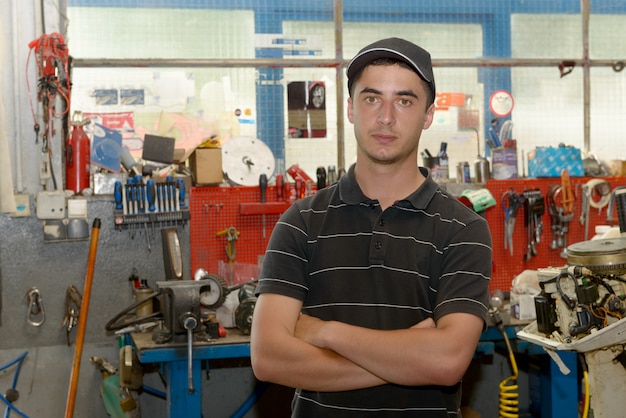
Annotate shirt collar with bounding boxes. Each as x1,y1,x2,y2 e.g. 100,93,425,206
338,164,439,209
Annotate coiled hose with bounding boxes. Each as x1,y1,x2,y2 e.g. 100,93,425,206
490,307,519,418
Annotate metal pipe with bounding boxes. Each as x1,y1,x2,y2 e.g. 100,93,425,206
334,0,345,170
582,0,590,153
64,218,101,418
72,57,626,69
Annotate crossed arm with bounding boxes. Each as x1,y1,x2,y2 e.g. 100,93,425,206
250,293,484,392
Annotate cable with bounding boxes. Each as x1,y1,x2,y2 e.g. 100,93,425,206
585,179,611,209
498,332,519,418
489,308,519,418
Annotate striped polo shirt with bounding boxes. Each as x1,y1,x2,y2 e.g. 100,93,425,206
257,164,492,417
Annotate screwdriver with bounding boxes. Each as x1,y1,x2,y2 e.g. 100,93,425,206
146,179,156,212
114,181,123,211
259,174,268,238
275,173,284,201
316,166,327,191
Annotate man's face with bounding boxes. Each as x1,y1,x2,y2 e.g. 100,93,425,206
347,64,434,166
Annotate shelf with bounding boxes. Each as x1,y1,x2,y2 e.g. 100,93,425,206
239,201,291,215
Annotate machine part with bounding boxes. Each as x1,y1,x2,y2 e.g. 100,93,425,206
119,345,143,391
134,287,154,319
567,238,626,275
222,136,275,186
152,280,216,342
197,273,228,310
25,287,45,327
65,218,101,418
235,283,258,335
182,314,198,393
162,228,183,280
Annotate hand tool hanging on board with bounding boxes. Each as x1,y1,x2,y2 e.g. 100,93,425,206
523,188,545,262
559,169,575,258
65,219,101,418
63,285,82,346
501,189,524,256
259,174,267,238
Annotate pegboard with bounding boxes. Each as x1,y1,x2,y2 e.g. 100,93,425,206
190,177,626,292
190,185,287,284
485,177,626,292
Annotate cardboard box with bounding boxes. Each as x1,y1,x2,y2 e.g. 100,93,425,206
188,148,223,185
527,146,584,177
610,160,626,176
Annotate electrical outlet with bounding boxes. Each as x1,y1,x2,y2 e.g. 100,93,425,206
36,191,66,220
10,194,31,218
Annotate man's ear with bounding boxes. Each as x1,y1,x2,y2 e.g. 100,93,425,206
423,103,435,130
347,97,354,123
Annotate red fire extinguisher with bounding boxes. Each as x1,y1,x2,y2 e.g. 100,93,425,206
66,111,91,194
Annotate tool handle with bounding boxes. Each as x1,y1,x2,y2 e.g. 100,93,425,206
275,173,284,200
114,181,123,210
177,179,186,208
259,174,268,203
146,179,156,212
316,166,327,190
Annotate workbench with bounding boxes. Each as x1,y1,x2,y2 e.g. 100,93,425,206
130,329,251,418
131,320,578,418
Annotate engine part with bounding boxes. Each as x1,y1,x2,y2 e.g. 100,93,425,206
235,283,257,335
567,238,626,275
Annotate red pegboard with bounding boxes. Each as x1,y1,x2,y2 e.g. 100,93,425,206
190,177,626,292
485,177,626,292
190,185,287,279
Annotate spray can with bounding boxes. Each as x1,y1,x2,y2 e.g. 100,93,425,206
66,111,91,194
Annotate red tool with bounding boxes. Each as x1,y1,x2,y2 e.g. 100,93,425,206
287,164,313,183
276,173,284,200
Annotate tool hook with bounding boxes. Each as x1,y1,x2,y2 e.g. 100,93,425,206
26,287,45,327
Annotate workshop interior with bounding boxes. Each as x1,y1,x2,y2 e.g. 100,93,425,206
4,0,626,417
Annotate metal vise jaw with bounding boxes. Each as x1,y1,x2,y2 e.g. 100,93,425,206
152,280,210,344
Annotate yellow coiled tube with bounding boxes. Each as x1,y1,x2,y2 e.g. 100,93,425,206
498,350,519,418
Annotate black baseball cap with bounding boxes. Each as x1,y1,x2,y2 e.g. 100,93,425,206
347,37,436,98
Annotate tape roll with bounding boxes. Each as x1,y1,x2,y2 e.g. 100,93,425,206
585,179,611,209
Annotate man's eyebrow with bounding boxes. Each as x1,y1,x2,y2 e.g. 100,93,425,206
358,87,382,95
358,87,419,99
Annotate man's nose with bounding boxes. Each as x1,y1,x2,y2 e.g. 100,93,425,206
377,102,395,125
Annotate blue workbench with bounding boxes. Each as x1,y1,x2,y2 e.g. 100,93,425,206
131,329,251,418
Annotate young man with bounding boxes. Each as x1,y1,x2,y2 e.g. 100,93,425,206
251,37,492,417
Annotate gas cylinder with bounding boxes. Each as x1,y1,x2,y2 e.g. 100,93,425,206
66,112,91,193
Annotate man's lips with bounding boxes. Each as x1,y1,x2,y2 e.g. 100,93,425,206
371,132,397,142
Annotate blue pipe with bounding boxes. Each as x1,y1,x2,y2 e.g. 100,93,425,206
1,352,30,418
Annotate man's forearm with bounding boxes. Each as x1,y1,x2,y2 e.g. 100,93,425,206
252,333,386,391
297,314,481,387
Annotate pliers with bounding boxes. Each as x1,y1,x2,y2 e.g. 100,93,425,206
502,190,524,256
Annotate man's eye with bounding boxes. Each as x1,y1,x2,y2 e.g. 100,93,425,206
364,96,379,104
399,98,412,107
